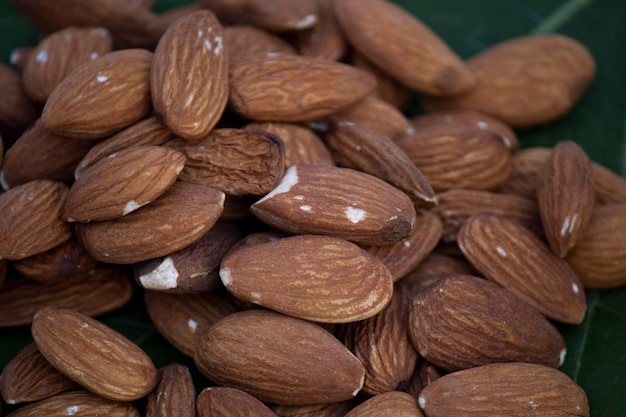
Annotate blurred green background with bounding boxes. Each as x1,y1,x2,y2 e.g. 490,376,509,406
0,0,625,415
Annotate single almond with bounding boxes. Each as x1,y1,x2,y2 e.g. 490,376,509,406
343,391,425,417
145,364,196,417
196,386,277,417
296,0,347,61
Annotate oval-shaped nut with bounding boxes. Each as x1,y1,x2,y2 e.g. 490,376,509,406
296,0,346,61
196,387,277,417
151,10,228,141
409,275,566,371
566,203,626,289
395,124,513,192
42,49,153,140
0,180,71,260
64,145,186,222
344,391,425,417
220,234,393,323
75,181,225,264
537,140,595,258
22,26,113,103
0,265,133,327
418,363,589,417
229,54,376,122
334,0,474,96
0,63,39,137
457,213,586,324
351,53,410,111
32,308,158,402
4,390,140,417
194,309,365,405
146,364,195,417
223,24,296,67
271,401,354,417
250,164,416,245
423,34,596,127
498,147,551,199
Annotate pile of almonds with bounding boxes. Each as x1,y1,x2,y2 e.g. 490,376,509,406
1,0,625,416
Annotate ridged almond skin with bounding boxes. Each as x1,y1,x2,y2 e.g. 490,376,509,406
42,49,153,140
223,24,296,67
0,180,72,261
0,63,38,138
196,386,277,417
408,275,566,371
145,364,196,417
271,401,355,417
229,54,376,122
32,308,158,402
250,164,416,245
22,26,113,103
75,181,225,264
0,265,133,327
418,363,589,417
194,309,365,405
334,0,474,96
296,0,346,61
151,10,229,141
395,124,513,192
4,390,140,417
220,234,393,323
457,213,586,324
0,343,79,404
537,140,595,258
423,34,596,127
566,203,626,289
343,391,425,417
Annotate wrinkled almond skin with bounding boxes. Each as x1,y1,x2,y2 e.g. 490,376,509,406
151,10,229,141
223,24,296,66
566,203,626,289
145,364,196,417
32,308,158,401
0,180,72,260
4,390,140,417
42,48,153,140
537,140,595,258
409,275,566,371
0,342,79,404
344,391,425,417
0,266,133,327
194,309,365,405
271,401,355,417
334,0,474,96
418,363,589,417
196,386,277,417
458,213,586,324
423,34,596,127
221,234,393,323
64,145,186,222
351,53,410,111
230,54,376,122
296,0,346,61
250,164,416,245
75,181,224,264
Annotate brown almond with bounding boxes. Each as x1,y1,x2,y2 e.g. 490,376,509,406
146,364,196,417
399,358,442,400
296,0,346,61
343,391,425,417
223,24,296,67
151,10,229,141
0,63,38,139
32,308,158,401
194,309,365,405
196,386,277,417
498,147,551,199
271,401,355,417
9,47,33,71
351,53,410,111
457,212,586,323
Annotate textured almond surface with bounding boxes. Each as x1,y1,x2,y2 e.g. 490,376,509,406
145,364,196,417
344,391,425,417
194,309,365,405
151,10,228,140
250,164,416,245
220,234,393,323
196,386,277,417
32,308,158,401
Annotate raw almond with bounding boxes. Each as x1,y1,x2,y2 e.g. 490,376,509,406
343,391,425,417
351,53,410,111
196,386,277,417
296,0,346,61
151,10,229,141
145,364,196,417
0,63,38,139
220,234,393,323
194,309,365,405
271,401,355,417
223,24,296,67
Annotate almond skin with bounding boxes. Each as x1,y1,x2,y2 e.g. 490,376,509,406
418,363,589,417
194,309,365,405
151,10,229,141
32,308,158,402
457,212,586,324
344,391,425,417
196,386,277,417
250,164,416,245
220,234,393,323
145,364,196,417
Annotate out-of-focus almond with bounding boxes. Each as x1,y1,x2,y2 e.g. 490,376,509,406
0,63,38,139
296,0,346,61
223,25,296,67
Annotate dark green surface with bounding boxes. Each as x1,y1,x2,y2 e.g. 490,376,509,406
1,0,625,415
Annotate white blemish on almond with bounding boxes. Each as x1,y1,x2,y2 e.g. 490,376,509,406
139,257,179,290
572,283,580,294
214,36,223,55
295,14,317,29
96,73,108,83
123,200,140,215
10,50,20,64
250,292,261,300
254,165,299,205
64,405,79,415
89,52,99,60
294,195,304,200
198,30,203,37
300,205,312,211
496,246,507,257
559,348,567,366
220,267,233,286
36,50,48,63
188,318,198,332
204,39,212,51
476,121,489,129
345,206,366,223
0,171,10,191
403,240,411,247
185,95,194,107
418,395,426,409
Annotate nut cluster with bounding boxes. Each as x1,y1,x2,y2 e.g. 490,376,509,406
1,0,625,416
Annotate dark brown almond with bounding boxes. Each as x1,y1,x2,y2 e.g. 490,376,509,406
351,53,410,111
271,401,355,417
0,63,39,139
146,364,196,417
399,358,442,399
196,386,277,417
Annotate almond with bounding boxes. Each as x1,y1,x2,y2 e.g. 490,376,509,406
196,386,277,417
296,0,347,61
194,309,365,405
32,308,158,401
0,63,38,140
418,363,589,417
343,391,425,417
42,49,153,140
457,212,586,324
220,234,393,323
399,358,442,400
250,164,416,245
271,401,355,417
409,275,566,371
498,147,551,199
223,24,296,67
351,53,410,111
334,0,474,96
146,364,196,417
151,10,229,141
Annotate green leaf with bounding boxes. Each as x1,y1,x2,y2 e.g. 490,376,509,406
1,0,625,415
